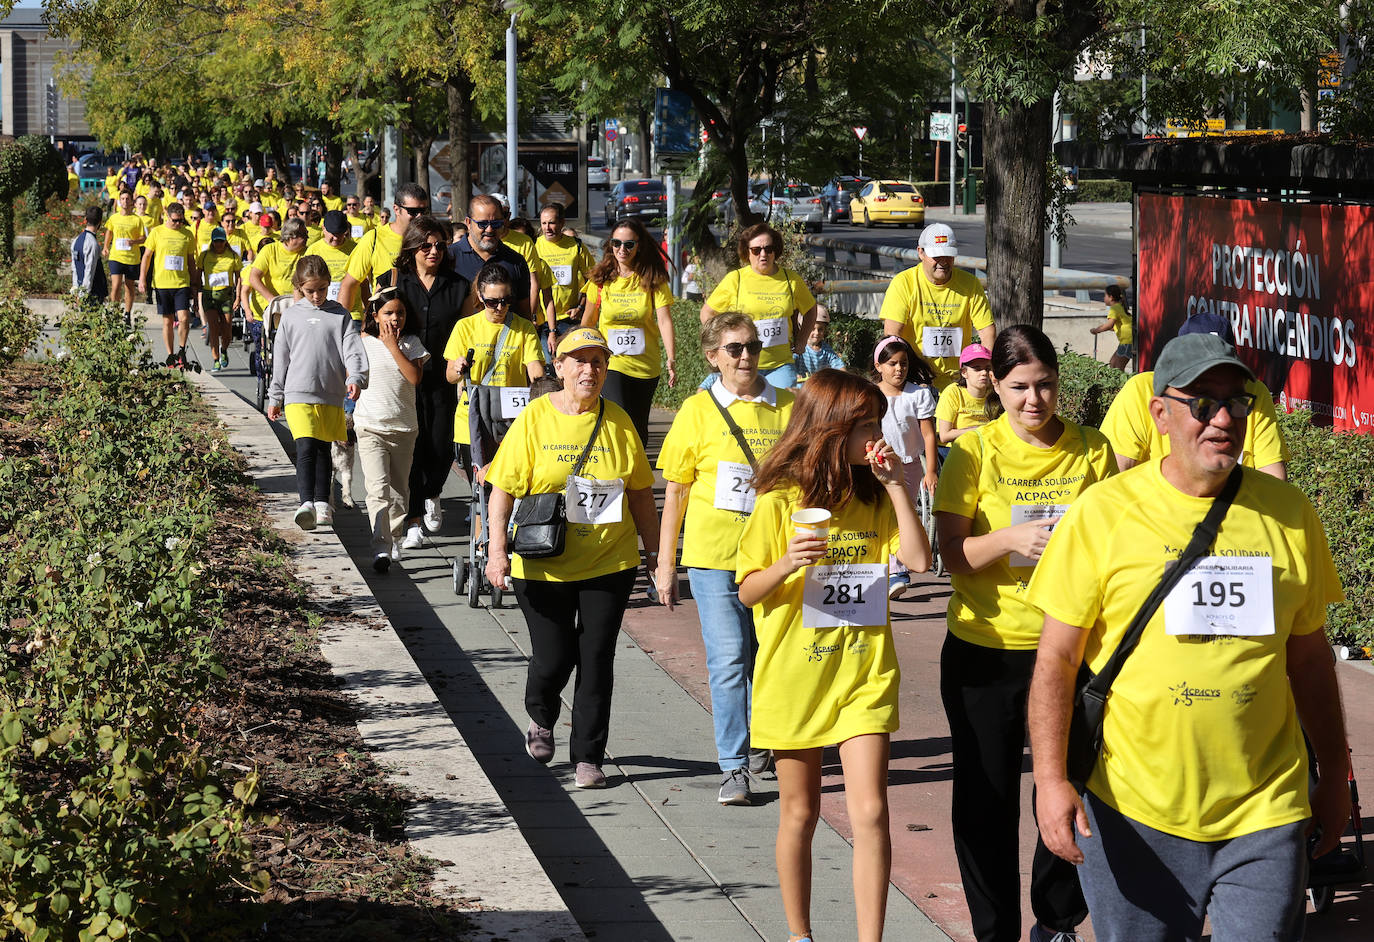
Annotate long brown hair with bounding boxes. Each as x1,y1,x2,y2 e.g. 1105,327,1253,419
589,218,667,291
752,369,887,509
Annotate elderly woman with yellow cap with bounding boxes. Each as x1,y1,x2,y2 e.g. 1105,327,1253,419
484,326,661,790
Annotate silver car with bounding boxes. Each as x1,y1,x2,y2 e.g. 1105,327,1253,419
761,183,823,232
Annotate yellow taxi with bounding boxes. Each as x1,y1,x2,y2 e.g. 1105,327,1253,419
848,180,925,228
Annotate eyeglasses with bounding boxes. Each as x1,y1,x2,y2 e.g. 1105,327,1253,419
346,203,359,209
480,295,512,309
1159,392,1256,423
748,244,778,256
716,340,764,358
611,238,637,250
396,204,427,216
417,240,446,253
470,218,503,230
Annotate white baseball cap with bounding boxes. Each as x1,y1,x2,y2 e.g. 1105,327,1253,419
249,201,263,212
919,223,958,258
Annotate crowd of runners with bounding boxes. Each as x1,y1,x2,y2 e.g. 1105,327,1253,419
70,154,1353,942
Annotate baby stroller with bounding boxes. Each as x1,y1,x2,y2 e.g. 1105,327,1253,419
1306,743,1365,914
452,348,530,609
254,295,291,413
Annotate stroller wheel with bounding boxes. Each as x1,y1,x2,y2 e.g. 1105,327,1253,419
491,584,503,610
1309,884,1334,914
453,559,467,595
468,563,481,608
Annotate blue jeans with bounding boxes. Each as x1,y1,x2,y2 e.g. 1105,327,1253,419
698,361,797,391
688,568,756,771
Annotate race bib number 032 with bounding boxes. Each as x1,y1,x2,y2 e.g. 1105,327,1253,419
1164,555,1275,636
922,326,960,358
802,563,887,629
608,327,646,356
565,475,624,526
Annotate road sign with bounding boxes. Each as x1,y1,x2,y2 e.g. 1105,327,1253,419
853,126,868,141
605,117,618,130
929,112,953,143
605,128,618,142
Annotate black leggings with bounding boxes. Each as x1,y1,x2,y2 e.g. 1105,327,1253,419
294,437,333,504
513,568,636,765
407,383,458,519
940,631,1087,941
601,370,659,449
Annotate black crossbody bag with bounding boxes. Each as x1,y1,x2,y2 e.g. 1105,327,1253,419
1066,465,1242,788
707,390,759,472
509,400,605,559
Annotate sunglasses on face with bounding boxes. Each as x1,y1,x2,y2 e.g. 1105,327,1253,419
480,295,512,309
1159,392,1256,423
396,204,427,216
716,340,764,358
417,240,446,253
611,238,637,250
470,218,503,230
748,244,778,256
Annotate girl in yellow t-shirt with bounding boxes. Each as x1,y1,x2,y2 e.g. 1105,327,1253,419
582,218,675,446
935,342,994,456
931,325,1115,942
737,369,930,942
1089,284,1134,372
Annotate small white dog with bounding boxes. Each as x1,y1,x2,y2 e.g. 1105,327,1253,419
333,417,356,507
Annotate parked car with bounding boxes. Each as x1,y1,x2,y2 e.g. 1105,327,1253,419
604,178,667,225
849,180,925,228
760,182,824,232
76,152,119,186
713,180,768,225
820,175,869,223
588,156,610,189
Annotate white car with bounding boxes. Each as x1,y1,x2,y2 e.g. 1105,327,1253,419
761,183,824,233
587,157,610,189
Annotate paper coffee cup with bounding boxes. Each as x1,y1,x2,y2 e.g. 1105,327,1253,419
791,507,832,539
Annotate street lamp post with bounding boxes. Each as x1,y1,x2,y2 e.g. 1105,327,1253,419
505,9,519,214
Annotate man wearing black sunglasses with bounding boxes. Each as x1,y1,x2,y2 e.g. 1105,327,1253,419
1028,331,1348,942
337,181,430,312
448,193,536,319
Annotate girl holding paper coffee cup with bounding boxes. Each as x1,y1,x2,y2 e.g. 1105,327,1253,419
931,324,1116,942
735,369,931,942
655,313,795,806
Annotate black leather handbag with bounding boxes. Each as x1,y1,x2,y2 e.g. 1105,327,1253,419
509,401,604,560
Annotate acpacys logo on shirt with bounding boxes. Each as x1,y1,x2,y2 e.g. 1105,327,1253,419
804,639,842,663
1169,681,1222,706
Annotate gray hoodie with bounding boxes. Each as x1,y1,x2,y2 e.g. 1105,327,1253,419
267,298,369,409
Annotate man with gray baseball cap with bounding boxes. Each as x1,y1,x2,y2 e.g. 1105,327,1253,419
1025,330,1349,942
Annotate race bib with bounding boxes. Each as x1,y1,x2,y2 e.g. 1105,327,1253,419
208,271,230,288
756,316,788,348
802,563,887,629
229,243,244,257
922,326,960,358
565,475,624,525
1008,503,1070,568
163,255,185,272
713,460,756,513
550,264,573,287
351,224,365,238
114,238,132,252
327,282,342,301
607,327,646,356
1164,556,1275,636
499,386,530,419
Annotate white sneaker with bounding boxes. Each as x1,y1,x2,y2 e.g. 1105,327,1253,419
401,525,424,550
314,501,333,526
424,498,443,532
390,542,402,562
294,502,317,531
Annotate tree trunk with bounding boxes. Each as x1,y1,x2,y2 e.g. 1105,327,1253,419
324,135,344,191
247,151,266,182
726,134,762,227
984,97,1052,331
268,128,293,186
636,105,651,174
413,136,434,197
447,70,474,222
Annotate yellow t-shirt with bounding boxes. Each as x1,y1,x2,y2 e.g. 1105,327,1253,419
67,170,80,199
145,196,164,227
704,267,817,372
305,223,323,246
879,266,994,389
344,225,403,288
104,174,120,199
222,229,253,261
933,415,1117,649
249,242,303,319
1099,373,1288,470
345,213,374,240
1107,303,1133,345
304,239,358,318
441,313,544,444
589,275,674,379
321,194,344,212
104,212,146,266
534,235,593,317
503,229,538,268
1027,461,1343,841
198,247,242,290
143,224,197,290
736,487,902,750
657,387,794,569
486,395,653,582
935,383,987,430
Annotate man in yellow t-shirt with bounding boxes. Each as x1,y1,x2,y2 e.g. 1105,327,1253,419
138,202,200,360
533,203,592,355
880,223,995,390
102,190,146,324
318,180,344,212
304,211,359,319
343,194,373,240
338,182,428,312
1027,332,1348,941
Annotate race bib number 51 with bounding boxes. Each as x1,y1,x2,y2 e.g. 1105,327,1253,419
565,475,624,525
1164,555,1275,636
802,563,887,629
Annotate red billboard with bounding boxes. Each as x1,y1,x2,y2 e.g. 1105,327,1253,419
1137,192,1374,431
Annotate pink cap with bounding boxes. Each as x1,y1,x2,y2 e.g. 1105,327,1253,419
959,343,992,365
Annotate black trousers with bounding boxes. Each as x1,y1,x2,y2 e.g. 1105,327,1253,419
514,568,636,765
601,369,659,449
940,632,1087,941
294,437,332,504
407,383,457,519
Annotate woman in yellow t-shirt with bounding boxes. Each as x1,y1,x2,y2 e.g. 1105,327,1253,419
582,217,675,446
655,314,794,806
700,222,818,389
199,228,243,372
737,370,930,942
484,327,659,790
931,325,1116,942
1089,284,1134,372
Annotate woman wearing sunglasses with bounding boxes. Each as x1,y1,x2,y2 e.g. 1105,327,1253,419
701,223,819,389
582,218,675,446
377,215,469,547
655,313,794,806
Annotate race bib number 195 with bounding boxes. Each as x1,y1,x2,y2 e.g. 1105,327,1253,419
1164,556,1274,636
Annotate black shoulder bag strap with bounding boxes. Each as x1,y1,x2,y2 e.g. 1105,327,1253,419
570,400,606,479
707,389,759,472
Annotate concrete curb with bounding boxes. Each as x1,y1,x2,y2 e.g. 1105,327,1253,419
187,369,585,941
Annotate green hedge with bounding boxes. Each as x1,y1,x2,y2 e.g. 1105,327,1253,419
1072,179,1131,203
1057,349,1130,427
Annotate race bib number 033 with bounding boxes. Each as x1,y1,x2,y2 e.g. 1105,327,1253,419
922,326,960,358
565,475,624,526
607,327,646,356
802,563,887,629
756,316,788,348
1164,555,1275,636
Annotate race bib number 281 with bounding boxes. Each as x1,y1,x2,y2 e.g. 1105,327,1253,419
802,563,887,629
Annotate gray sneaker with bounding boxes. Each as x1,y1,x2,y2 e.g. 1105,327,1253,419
574,762,606,789
1029,927,1082,942
747,748,773,775
525,722,554,764
718,768,752,806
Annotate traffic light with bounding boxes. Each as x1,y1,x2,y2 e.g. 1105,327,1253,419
956,123,968,159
